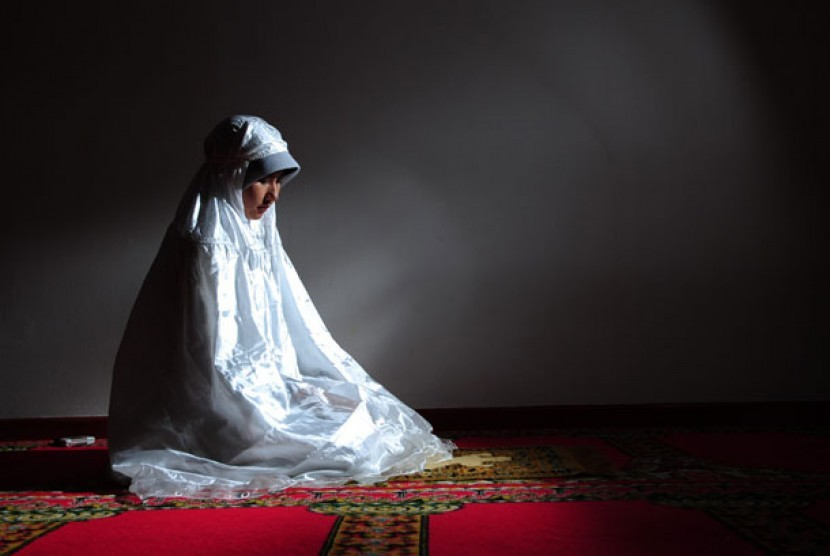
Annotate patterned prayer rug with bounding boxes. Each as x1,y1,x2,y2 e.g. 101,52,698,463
2,428,829,555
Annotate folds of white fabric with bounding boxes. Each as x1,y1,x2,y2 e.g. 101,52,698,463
108,117,453,499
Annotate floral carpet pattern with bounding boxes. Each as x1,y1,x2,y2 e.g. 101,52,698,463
1,427,829,554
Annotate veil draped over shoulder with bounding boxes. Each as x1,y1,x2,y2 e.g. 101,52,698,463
108,115,453,499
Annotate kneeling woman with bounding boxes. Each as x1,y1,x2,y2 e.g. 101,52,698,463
108,115,453,499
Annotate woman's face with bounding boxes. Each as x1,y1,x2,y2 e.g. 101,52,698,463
243,171,284,220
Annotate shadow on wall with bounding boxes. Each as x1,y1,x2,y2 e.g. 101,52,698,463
1,0,826,417
283,2,826,406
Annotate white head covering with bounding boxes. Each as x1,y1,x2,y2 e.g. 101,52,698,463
174,115,299,245
108,115,452,499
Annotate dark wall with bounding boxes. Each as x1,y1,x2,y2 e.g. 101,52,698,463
1,1,826,417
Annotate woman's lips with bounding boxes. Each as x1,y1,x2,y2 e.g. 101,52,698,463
257,204,271,213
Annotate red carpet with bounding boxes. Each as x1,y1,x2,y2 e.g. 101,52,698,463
663,431,830,472
2,427,829,555
430,502,763,555
16,507,336,556
0,440,110,491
